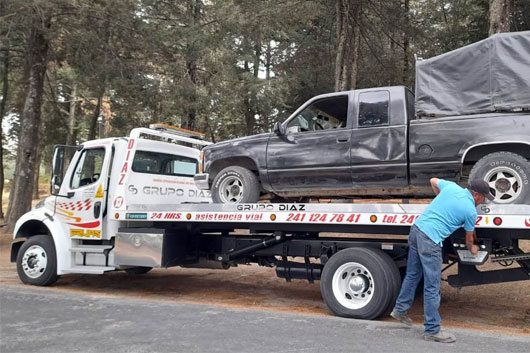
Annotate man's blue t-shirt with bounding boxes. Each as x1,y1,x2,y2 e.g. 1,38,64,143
415,180,477,244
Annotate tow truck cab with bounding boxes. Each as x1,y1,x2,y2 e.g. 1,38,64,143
11,125,211,276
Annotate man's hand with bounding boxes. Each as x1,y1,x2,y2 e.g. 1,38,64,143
430,178,441,195
465,231,479,254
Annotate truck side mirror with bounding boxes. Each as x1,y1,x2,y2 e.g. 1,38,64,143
52,175,61,194
51,147,66,195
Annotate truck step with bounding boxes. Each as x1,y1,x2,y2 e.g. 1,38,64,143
64,265,115,274
491,253,530,262
69,245,113,253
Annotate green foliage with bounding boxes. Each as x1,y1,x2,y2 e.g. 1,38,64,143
1,0,528,157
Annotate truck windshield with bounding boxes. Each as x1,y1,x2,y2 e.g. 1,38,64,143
132,150,197,177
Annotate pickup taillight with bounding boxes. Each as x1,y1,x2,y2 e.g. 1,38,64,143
199,151,204,173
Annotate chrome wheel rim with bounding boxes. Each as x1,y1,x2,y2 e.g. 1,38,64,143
484,166,523,204
21,245,48,279
332,262,374,309
218,176,244,203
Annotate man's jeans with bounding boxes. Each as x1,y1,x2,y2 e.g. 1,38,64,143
393,225,442,335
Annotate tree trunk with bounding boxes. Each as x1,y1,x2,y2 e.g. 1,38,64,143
5,11,50,232
243,60,254,135
87,95,102,141
335,0,362,91
182,0,202,131
264,41,272,131
334,0,347,91
0,48,9,220
489,0,513,35
33,149,41,200
402,0,410,84
65,82,77,146
348,16,361,90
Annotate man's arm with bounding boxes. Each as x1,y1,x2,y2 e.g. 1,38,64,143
430,178,441,195
465,231,479,254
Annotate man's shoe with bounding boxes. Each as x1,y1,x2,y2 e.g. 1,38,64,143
390,310,412,326
423,331,456,343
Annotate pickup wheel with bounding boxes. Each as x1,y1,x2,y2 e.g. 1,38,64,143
320,248,400,319
211,166,260,203
469,152,530,204
16,235,60,286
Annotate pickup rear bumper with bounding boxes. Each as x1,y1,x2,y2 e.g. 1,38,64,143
194,173,210,190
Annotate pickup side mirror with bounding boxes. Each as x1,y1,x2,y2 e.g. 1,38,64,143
273,122,285,136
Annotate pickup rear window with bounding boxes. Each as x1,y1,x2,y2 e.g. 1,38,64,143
132,150,197,177
358,91,390,127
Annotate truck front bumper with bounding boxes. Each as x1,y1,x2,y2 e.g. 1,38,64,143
194,173,210,190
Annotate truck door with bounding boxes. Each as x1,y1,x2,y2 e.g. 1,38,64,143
266,94,353,191
55,144,112,240
349,89,408,187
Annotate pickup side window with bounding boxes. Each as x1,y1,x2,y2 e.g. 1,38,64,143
358,91,390,127
71,148,105,189
132,150,197,177
287,95,348,133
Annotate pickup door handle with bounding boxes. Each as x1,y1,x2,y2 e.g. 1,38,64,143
337,137,349,143
94,201,101,218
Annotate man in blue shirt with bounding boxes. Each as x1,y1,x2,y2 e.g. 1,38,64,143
390,178,493,343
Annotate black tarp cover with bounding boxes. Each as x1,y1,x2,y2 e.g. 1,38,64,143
415,31,530,117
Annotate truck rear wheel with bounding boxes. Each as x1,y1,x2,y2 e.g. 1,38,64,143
320,248,400,319
469,152,530,204
211,166,260,203
16,235,60,286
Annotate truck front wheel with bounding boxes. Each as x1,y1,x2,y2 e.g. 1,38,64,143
211,166,260,203
16,235,60,286
320,248,400,319
469,152,530,204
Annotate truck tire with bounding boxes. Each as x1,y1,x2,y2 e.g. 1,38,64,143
378,251,402,317
211,166,260,203
320,247,400,319
125,266,152,275
16,235,60,286
469,152,530,204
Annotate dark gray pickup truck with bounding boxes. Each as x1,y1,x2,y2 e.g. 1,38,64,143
194,31,530,204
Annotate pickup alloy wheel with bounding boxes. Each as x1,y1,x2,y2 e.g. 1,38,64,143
211,166,260,203
469,152,530,204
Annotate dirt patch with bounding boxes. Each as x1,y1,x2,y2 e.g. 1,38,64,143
2,244,529,336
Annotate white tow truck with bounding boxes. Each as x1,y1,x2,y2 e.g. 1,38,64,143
11,124,530,319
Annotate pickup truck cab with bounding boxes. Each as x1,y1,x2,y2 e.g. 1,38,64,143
194,85,530,204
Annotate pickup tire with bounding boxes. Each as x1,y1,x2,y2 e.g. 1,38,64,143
320,247,400,319
469,152,530,204
16,235,60,286
211,166,260,203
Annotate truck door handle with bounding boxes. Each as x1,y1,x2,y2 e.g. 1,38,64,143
337,138,349,143
94,201,101,218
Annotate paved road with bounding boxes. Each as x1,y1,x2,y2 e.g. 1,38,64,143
1,285,528,353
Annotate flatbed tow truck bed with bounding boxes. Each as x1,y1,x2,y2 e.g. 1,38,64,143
10,125,530,320
107,202,530,319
